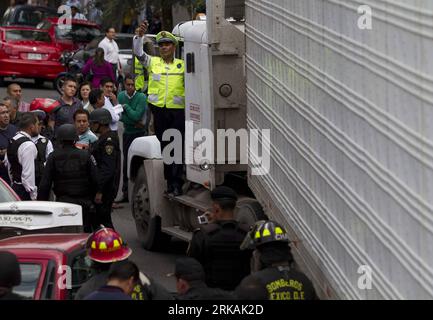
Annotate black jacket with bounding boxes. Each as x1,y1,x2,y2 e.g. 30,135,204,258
90,131,121,196
187,220,252,290
176,281,234,300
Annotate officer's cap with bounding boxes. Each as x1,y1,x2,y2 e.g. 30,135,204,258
173,258,205,281
156,31,178,46
0,251,21,288
210,186,238,201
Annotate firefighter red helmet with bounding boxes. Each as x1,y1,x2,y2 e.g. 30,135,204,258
86,227,132,263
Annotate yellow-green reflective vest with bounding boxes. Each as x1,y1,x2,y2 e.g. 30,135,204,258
134,57,146,91
147,57,185,109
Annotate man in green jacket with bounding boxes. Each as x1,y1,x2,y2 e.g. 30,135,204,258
118,74,147,202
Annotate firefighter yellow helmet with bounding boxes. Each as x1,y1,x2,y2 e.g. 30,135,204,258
240,220,289,250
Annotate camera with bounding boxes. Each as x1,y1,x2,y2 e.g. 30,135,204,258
197,214,209,225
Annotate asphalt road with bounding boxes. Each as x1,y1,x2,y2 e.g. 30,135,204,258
0,80,187,293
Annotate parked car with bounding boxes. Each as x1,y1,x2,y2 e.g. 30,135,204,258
36,17,101,53
0,26,66,86
0,233,92,300
1,5,58,27
0,201,90,300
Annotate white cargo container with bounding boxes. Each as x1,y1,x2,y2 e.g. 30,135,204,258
127,0,433,299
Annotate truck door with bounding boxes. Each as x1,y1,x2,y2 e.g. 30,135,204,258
184,33,216,188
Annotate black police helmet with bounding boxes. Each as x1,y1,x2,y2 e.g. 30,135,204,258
0,251,21,288
210,186,238,201
56,124,78,143
89,108,112,125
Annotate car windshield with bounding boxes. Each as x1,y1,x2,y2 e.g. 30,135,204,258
13,263,42,299
55,25,101,42
0,179,19,202
5,29,51,43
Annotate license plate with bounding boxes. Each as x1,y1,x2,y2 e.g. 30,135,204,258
28,53,42,60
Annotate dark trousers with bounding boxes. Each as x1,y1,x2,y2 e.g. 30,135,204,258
122,132,145,196
57,196,94,233
94,191,115,230
150,104,185,188
11,183,31,200
111,63,118,77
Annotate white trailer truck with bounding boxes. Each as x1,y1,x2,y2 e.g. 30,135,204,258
128,0,433,299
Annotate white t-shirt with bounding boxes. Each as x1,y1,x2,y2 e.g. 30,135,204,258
98,37,120,65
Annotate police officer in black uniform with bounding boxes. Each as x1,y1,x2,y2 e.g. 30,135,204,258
234,220,318,300
31,110,53,188
89,108,121,229
187,186,252,291
173,257,233,300
37,124,100,232
7,113,39,200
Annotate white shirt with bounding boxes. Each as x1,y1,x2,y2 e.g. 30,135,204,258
98,37,120,65
31,135,54,164
72,13,87,20
103,96,121,131
6,131,38,200
133,36,151,68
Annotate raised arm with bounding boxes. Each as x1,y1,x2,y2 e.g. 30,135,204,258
133,21,152,67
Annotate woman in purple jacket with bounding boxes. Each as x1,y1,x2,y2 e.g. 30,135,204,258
82,48,116,89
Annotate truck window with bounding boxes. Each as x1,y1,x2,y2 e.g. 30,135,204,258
13,263,42,299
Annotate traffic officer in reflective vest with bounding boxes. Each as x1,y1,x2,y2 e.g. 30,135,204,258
6,113,39,200
37,124,99,232
89,109,121,229
134,21,185,196
30,110,53,188
187,186,252,290
235,220,318,300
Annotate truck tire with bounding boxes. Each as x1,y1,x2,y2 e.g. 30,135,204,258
236,199,268,227
132,166,170,251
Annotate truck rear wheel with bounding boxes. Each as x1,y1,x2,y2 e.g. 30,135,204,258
235,199,268,227
132,166,170,251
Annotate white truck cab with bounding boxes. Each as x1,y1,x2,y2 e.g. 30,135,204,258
127,0,265,251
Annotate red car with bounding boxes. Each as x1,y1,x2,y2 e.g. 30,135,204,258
36,17,101,53
0,233,93,300
0,26,66,86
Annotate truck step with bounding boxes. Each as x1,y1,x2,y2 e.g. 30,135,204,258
161,226,192,242
164,194,209,213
